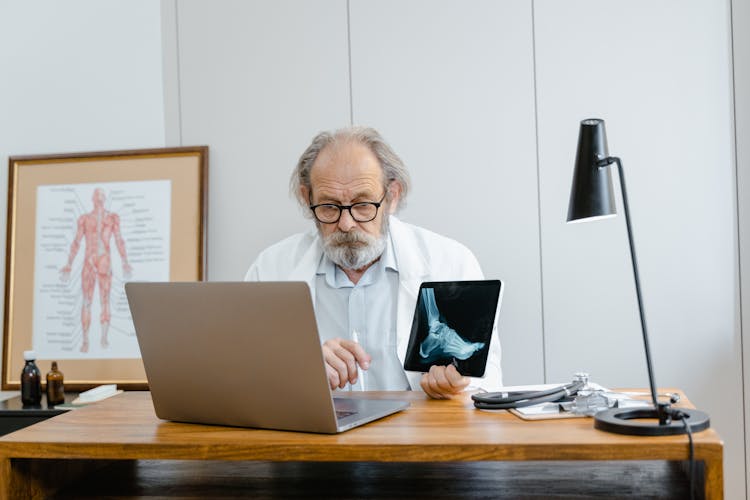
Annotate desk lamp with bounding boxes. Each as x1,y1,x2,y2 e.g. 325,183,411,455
566,118,710,436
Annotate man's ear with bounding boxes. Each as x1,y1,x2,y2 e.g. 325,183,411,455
387,181,402,213
300,185,310,205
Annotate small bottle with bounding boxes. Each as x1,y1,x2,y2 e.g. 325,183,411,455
569,372,614,416
46,361,65,406
20,350,42,406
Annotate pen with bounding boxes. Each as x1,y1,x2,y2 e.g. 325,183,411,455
352,329,366,391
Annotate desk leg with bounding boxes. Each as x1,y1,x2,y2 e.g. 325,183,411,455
0,457,113,499
704,454,724,500
0,457,9,500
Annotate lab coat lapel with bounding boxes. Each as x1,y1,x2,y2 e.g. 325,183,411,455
288,230,323,307
397,278,423,391
389,217,429,387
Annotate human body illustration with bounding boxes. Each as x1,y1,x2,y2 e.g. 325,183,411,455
60,189,132,353
418,287,485,364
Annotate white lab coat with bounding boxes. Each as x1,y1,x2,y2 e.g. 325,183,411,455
244,215,503,392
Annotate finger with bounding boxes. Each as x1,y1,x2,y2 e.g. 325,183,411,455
445,364,470,391
325,338,362,386
322,344,351,388
332,345,359,384
325,364,340,390
427,376,447,399
426,366,450,399
429,366,450,396
339,339,372,370
420,373,442,399
426,365,468,398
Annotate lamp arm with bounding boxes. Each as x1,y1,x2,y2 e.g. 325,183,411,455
597,156,659,409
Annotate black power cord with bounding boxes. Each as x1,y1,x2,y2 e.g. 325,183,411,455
672,410,695,500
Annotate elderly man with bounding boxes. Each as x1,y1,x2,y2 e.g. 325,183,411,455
245,126,501,399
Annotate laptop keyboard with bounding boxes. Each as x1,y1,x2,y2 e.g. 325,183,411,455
333,397,359,420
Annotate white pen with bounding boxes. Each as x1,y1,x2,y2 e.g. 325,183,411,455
352,329,366,391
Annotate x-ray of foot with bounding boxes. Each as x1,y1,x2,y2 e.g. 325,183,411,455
418,287,485,364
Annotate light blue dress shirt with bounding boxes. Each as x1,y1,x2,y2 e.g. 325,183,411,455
314,233,410,391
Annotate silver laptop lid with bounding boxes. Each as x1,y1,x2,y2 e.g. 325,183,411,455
126,281,341,433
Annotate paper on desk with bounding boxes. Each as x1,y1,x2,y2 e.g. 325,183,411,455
513,402,566,416
492,383,569,393
71,384,123,405
486,383,587,420
496,382,651,420
509,405,584,420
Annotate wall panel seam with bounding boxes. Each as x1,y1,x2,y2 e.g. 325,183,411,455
346,0,354,126
729,0,749,494
174,0,184,145
531,0,547,383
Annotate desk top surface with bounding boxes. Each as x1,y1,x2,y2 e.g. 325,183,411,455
0,390,723,463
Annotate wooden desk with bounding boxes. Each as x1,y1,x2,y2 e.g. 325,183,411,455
0,390,723,499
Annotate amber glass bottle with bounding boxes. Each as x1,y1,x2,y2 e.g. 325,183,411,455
46,361,65,406
20,350,42,406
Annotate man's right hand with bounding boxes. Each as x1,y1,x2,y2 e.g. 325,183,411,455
321,338,371,389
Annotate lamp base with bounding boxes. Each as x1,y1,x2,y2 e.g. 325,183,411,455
594,406,710,436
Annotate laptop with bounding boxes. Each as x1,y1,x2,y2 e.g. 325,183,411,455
125,281,409,434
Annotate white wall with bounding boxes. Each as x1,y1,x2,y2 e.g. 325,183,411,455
732,0,750,495
0,0,165,397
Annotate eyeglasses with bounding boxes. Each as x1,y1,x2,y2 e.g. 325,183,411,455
309,193,387,224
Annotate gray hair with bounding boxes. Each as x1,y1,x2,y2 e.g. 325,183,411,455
290,126,411,211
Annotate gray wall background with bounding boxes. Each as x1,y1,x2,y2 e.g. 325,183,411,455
0,1,165,384
1,0,746,497
733,0,750,496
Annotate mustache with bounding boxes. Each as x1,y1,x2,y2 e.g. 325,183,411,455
321,224,387,271
325,230,372,247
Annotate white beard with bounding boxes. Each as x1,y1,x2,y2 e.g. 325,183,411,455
321,221,388,271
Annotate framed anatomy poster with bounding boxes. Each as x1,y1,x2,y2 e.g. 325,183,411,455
2,147,208,390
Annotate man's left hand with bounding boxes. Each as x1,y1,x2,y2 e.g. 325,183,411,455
420,364,469,399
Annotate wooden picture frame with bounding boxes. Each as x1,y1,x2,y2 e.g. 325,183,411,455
3,147,208,390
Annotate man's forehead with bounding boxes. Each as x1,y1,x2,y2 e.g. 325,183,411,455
310,141,383,186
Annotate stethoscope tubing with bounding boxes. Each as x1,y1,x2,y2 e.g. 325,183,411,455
471,380,586,410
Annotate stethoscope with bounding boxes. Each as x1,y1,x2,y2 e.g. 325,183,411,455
471,373,682,410
471,379,587,410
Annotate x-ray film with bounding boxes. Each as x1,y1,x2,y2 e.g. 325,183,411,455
403,280,502,377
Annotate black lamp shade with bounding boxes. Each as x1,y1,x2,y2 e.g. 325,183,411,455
567,118,616,222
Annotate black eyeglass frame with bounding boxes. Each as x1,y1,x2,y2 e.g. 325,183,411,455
309,192,387,224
